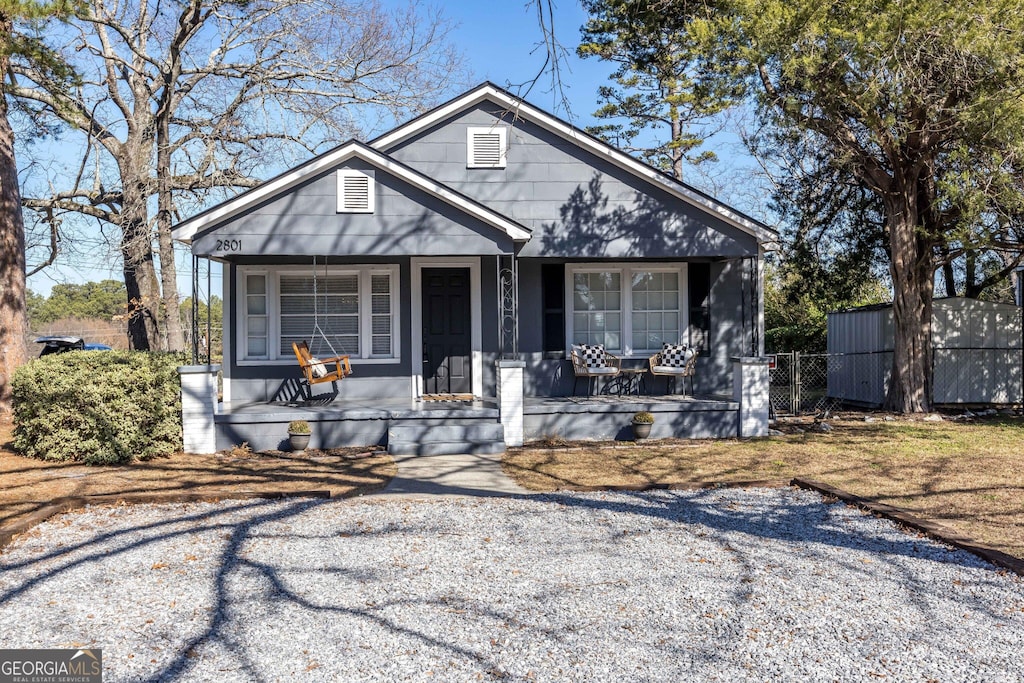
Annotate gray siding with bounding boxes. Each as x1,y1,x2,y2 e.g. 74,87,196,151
192,160,515,258
384,102,759,259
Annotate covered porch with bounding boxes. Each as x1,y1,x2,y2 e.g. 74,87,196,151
195,389,744,455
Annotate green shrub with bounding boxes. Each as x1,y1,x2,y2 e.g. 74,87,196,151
12,351,186,465
632,411,655,424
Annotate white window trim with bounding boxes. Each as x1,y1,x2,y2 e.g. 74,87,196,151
564,262,689,359
336,169,375,213
236,264,401,366
466,126,508,168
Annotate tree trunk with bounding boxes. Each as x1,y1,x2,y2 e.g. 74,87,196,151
156,118,184,352
121,201,160,350
884,194,934,413
0,23,29,416
938,245,956,297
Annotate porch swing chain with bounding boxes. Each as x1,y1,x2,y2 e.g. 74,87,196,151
310,255,345,358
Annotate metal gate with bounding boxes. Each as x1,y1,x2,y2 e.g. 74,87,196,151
769,352,844,416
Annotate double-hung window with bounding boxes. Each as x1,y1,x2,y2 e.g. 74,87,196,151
566,264,687,357
239,265,399,363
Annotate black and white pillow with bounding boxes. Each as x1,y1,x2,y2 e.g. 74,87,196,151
576,343,607,368
661,343,691,368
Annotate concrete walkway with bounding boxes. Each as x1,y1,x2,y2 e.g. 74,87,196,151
377,452,531,498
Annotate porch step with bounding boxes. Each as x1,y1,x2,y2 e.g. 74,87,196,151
387,421,505,456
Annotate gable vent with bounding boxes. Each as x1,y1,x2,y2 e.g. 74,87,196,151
467,126,508,168
337,169,374,213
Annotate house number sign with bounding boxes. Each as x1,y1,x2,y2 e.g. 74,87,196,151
214,239,243,252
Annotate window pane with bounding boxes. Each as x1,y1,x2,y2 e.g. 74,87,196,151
247,317,267,336
371,274,390,294
372,317,391,334
280,274,357,295
572,271,624,350
280,297,315,314
372,335,391,355
247,295,266,315
631,269,681,351
246,275,266,295
247,337,267,356
372,294,390,315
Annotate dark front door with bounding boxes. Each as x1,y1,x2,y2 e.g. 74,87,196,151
422,268,472,395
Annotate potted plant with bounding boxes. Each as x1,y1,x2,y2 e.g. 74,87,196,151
632,411,654,439
288,419,312,452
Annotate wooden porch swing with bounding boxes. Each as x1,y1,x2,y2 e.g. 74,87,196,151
292,257,352,387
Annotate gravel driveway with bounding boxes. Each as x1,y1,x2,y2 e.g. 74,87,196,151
1,487,1022,682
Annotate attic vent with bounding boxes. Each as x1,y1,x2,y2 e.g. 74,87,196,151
336,169,374,213
467,126,507,168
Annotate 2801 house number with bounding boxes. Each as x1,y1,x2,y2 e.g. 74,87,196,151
215,239,242,252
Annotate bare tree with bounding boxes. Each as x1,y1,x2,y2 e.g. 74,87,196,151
12,0,463,350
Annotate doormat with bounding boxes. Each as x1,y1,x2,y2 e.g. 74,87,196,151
422,393,475,402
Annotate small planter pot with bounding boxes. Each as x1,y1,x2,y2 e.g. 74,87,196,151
288,432,311,452
632,421,652,440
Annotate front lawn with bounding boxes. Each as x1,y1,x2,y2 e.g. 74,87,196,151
504,416,1024,559
0,422,395,548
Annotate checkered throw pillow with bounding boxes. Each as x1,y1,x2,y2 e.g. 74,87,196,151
576,343,607,368
661,343,692,368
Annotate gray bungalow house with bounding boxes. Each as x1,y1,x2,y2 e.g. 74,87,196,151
173,83,775,454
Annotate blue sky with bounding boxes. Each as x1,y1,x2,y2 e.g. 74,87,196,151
26,1,763,299
444,0,611,126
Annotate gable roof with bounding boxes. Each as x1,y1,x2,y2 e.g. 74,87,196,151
171,140,532,243
371,82,777,244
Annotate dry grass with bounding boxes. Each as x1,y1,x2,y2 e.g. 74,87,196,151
0,421,395,543
504,416,1024,559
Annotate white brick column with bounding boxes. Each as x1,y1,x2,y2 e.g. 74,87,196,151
733,357,770,438
496,360,525,447
178,365,220,454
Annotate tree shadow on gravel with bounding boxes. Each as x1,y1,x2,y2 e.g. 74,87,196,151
0,487,1018,681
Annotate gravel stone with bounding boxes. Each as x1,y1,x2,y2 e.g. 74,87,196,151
1,488,1022,682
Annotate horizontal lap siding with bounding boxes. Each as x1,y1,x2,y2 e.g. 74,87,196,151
383,103,759,259
192,161,515,257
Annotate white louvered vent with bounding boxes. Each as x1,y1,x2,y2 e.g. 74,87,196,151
467,126,508,168
336,169,374,213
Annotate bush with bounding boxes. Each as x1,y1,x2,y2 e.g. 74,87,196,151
288,420,311,434
12,351,186,465
632,411,655,424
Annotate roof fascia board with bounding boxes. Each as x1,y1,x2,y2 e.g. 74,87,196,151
372,84,776,243
172,141,530,243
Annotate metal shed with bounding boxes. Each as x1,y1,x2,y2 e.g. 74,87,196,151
827,298,1023,406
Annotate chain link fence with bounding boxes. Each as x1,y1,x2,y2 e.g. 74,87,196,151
770,348,1024,415
769,352,850,416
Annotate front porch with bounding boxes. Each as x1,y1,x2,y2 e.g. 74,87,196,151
207,393,740,454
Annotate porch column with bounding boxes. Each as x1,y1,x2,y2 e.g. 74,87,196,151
178,364,221,454
496,359,525,447
732,357,770,438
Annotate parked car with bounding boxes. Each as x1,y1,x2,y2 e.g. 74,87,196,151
34,336,113,357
